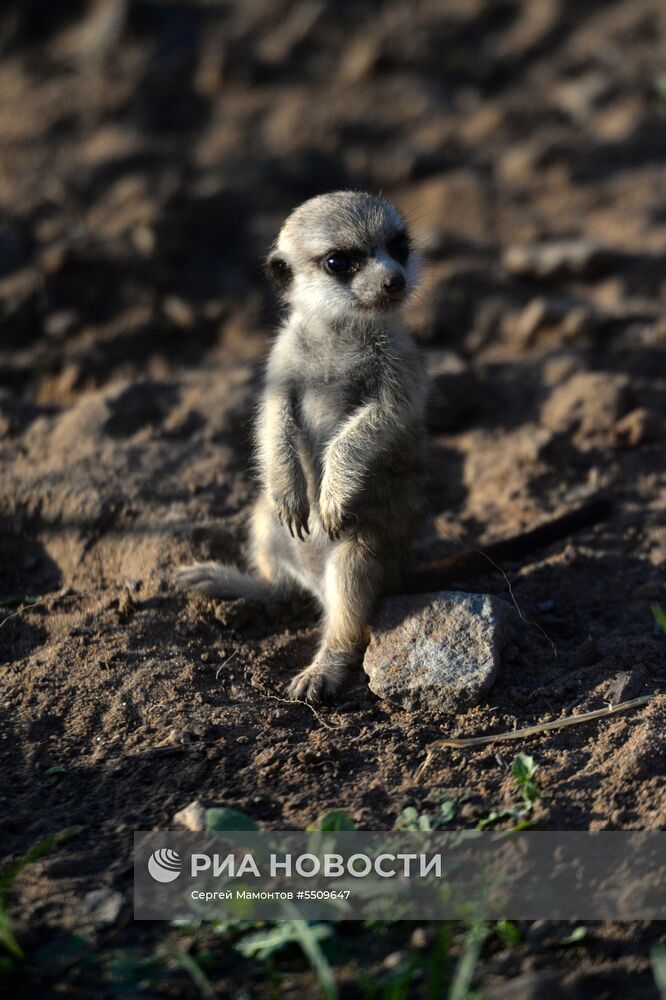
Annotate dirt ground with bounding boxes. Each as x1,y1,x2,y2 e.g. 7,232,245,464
1,0,666,997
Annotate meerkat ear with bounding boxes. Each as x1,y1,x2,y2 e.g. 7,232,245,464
266,252,292,292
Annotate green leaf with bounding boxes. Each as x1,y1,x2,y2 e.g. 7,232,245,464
0,828,82,967
511,754,541,808
497,920,522,947
655,74,666,106
45,766,68,776
509,819,535,832
318,810,355,832
448,921,488,1000
652,603,666,635
163,942,217,1000
0,904,24,960
560,926,587,946
477,809,513,831
395,807,423,831
205,808,258,833
235,921,332,961
512,754,537,782
651,943,666,998
439,798,456,823
286,921,337,1000
0,829,79,892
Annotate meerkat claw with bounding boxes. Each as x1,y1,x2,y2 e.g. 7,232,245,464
288,665,327,702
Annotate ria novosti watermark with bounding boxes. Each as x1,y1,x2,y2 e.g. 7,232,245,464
134,831,666,921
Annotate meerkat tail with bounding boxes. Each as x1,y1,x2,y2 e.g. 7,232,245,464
174,562,274,601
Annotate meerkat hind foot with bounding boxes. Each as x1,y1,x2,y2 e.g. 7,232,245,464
287,648,357,703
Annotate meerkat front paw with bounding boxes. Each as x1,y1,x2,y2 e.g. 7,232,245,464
318,488,347,541
272,490,310,541
287,649,352,702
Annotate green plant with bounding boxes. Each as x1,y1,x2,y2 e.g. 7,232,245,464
163,941,218,1000
496,920,522,948
652,603,666,635
206,808,259,833
448,921,488,1000
511,754,541,808
108,951,169,995
655,74,666,110
651,943,666,999
395,797,456,832
478,755,541,830
238,919,337,1000
560,926,587,946
308,810,356,832
0,829,78,974
200,805,339,998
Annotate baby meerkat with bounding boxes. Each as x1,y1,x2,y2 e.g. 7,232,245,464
176,191,426,702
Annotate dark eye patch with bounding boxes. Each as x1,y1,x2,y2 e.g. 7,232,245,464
387,230,410,265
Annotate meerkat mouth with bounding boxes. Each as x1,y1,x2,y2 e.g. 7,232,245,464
359,297,405,312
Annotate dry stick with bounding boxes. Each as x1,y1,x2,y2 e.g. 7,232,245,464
0,599,45,631
215,648,238,679
461,545,557,658
406,498,614,657
410,497,613,590
415,693,656,781
261,690,339,731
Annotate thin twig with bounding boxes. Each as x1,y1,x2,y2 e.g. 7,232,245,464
468,547,558,658
415,693,657,780
432,523,557,657
0,599,45,631
215,649,238,679
261,690,339,731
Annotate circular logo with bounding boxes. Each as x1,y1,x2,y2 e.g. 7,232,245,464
147,848,182,883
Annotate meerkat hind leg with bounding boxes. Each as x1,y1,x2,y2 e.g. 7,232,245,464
176,498,307,603
288,538,383,702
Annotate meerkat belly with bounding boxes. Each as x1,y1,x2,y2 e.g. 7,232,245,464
298,376,365,455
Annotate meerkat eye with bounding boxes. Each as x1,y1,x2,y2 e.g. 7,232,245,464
324,252,353,276
387,230,409,265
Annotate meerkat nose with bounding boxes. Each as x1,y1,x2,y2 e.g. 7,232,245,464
384,273,406,294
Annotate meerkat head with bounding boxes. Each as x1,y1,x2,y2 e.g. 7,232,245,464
266,191,420,323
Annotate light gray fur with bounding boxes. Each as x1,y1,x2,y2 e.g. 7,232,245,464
176,191,427,702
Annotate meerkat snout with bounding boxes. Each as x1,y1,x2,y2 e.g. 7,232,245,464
383,271,406,296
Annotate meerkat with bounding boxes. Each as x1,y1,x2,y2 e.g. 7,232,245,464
176,191,426,702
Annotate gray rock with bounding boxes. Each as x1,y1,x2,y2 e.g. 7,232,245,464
78,887,124,925
173,799,206,832
363,591,515,711
604,667,648,705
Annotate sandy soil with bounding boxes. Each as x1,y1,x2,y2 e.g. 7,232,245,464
1,0,665,996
